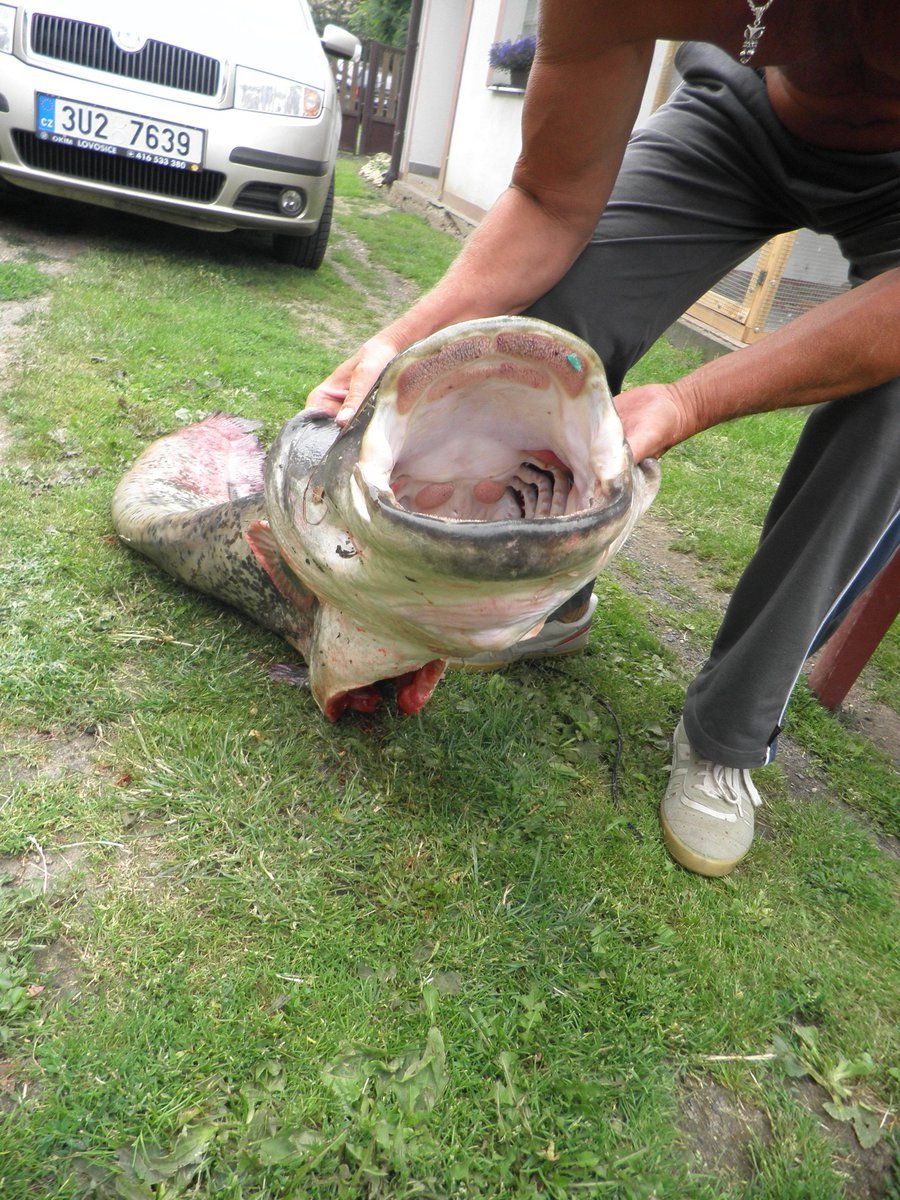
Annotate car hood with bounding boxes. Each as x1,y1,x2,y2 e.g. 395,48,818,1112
27,0,332,86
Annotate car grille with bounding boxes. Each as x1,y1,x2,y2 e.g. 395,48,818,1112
29,13,221,96
13,131,225,202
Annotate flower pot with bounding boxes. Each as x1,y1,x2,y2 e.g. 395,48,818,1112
509,67,530,88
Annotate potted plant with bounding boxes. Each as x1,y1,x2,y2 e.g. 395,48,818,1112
488,34,536,88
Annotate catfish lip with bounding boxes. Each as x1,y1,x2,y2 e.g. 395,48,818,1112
352,469,636,582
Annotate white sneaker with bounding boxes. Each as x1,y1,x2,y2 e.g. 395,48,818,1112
453,594,597,671
659,718,762,877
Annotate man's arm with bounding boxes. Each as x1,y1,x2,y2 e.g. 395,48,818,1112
616,266,900,461
305,1,655,421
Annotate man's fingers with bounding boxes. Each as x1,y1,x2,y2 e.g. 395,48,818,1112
304,383,345,417
305,333,417,426
334,337,403,425
615,383,685,462
304,357,355,415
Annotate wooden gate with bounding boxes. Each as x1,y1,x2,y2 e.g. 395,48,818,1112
688,232,798,345
332,40,405,156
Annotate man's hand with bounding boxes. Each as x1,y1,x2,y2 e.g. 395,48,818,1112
305,332,404,425
614,382,689,462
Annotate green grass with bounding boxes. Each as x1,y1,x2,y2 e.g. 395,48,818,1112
0,261,48,301
0,156,896,1199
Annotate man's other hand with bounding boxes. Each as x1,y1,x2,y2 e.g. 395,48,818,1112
614,382,689,462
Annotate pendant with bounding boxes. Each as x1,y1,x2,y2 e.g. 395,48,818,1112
739,0,774,64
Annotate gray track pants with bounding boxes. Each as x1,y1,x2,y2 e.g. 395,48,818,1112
527,42,900,768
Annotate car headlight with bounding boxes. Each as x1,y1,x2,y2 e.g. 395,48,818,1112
234,66,323,119
0,4,16,54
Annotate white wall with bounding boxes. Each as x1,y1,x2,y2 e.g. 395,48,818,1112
441,0,525,213
422,0,675,218
404,0,469,174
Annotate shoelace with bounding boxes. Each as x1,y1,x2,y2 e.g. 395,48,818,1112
672,746,763,823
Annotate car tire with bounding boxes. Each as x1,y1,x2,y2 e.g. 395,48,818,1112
271,174,334,270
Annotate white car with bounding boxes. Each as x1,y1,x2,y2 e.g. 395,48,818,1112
0,1,360,267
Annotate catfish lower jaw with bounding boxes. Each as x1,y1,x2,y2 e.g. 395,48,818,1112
352,470,636,583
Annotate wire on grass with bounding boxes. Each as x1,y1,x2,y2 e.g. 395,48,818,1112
533,662,643,843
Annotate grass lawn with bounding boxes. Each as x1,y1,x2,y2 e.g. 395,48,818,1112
0,158,897,1199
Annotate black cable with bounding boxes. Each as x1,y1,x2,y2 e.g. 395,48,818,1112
532,662,644,843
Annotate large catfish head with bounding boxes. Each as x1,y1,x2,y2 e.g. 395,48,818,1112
262,317,659,719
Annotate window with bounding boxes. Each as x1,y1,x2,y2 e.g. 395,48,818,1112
488,0,539,88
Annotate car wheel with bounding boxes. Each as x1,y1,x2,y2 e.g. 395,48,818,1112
271,174,334,270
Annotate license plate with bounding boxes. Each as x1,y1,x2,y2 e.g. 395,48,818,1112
35,93,204,169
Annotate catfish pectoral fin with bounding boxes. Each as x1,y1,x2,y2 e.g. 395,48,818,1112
245,519,316,612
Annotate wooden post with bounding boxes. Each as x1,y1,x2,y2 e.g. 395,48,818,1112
358,40,381,157
742,230,797,343
807,548,900,709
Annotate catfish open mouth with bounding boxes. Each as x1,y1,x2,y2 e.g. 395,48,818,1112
273,318,659,718
353,322,630,527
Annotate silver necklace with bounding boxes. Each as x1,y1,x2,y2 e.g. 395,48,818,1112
739,0,776,64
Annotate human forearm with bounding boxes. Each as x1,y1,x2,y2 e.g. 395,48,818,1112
302,189,588,424
374,184,599,349
618,268,900,460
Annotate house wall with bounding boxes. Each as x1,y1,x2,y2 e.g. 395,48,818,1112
440,0,525,215
408,0,676,221
404,0,470,176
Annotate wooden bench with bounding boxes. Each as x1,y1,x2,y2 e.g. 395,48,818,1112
807,548,899,710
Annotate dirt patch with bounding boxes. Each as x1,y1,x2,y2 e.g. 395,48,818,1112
0,293,49,400
0,841,93,894
387,177,476,241
29,937,84,1005
0,196,86,456
677,1076,771,1186
0,728,102,787
791,1078,898,1199
328,202,420,324
676,1075,897,1198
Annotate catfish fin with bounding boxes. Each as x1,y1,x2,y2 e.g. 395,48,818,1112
245,519,316,612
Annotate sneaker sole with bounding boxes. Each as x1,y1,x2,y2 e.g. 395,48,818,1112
451,638,588,673
658,806,747,878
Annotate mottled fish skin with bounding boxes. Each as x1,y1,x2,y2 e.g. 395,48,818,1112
111,416,315,652
111,319,659,720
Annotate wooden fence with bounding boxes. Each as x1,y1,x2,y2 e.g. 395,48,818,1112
332,40,405,157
